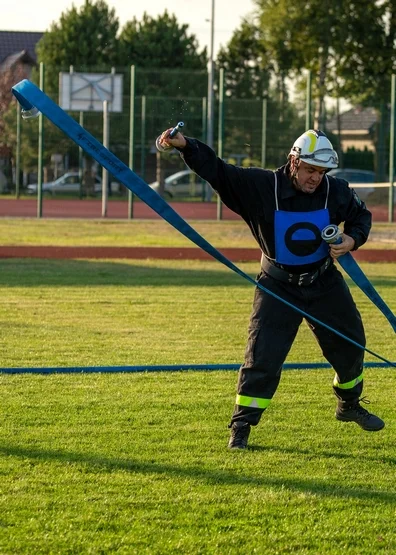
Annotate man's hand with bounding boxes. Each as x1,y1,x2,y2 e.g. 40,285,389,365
330,233,355,259
158,128,187,150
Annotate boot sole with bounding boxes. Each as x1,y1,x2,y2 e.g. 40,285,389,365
335,414,385,431
228,443,249,450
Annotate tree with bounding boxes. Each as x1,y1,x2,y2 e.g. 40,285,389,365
119,11,207,72
216,19,271,100
5,3,211,187
12,0,121,180
118,10,209,165
335,1,395,105
118,11,208,98
35,0,120,92
255,0,389,118
214,18,305,168
254,0,395,177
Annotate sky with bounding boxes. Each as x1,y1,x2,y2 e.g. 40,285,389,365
1,0,257,56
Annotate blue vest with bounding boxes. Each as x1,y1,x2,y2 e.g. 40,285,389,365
274,172,330,265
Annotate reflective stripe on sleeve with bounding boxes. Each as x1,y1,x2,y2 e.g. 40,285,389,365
236,394,271,409
333,372,363,389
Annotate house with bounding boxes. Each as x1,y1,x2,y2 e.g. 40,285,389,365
0,30,43,75
326,106,377,152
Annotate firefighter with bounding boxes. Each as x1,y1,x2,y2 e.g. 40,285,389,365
157,128,385,449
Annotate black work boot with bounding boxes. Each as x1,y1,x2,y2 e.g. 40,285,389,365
335,398,385,431
228,421,251,449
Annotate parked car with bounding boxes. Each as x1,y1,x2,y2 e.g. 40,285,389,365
27,172,120,196
327,168,375,200
149,169,208,198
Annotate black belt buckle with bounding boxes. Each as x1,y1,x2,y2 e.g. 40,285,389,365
261,256,331,287
295,272,317,286
295,259,330,286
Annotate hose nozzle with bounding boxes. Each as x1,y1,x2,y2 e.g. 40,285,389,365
21,107,41,120
322,224,342,244
156,121,184,152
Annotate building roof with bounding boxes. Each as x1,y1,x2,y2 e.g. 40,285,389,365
0,49,37,71
0,30,44,66
327,106,377,132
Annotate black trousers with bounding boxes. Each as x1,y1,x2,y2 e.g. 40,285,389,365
231,265,365,425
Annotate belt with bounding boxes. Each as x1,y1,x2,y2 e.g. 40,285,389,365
261,256,333,286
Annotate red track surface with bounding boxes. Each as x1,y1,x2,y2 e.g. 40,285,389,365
1,199,395,261
0,245,394,262
0,198,241,220
1,198,394,222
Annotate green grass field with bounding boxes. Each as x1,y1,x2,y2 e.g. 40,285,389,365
0,218,395,249
0,219,395,553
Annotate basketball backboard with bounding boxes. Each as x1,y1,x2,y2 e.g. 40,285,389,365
59,71,123,112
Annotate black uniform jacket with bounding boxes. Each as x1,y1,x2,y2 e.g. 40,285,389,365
179,138,372,274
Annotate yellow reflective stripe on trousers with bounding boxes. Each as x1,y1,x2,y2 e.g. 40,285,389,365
236,394,271,409
333,372,363,389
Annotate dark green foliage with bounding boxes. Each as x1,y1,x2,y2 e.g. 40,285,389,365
35,0,120,92
222,96,305,168
214,18,305,166
118,11,207,73
254,0,395,107
8,4,209,172
217,19,271,100
343,148,375,172
251,0,395,176
117,11,208,99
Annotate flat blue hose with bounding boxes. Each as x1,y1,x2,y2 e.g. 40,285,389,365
11,80,395,368
321,224,396,332
0,362,394,374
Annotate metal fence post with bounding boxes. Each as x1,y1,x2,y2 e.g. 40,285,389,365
15,102,21,199
305,70,312,130
37,62,44,218
140,95,146,181
202,96,207,143
128,65,136,219
389,74,395,223
217,68,224,221
102,100,109,217
78,111,84,199
261,97,267,168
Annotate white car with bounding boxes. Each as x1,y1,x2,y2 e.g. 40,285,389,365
149,169,208,198
27,172,102,196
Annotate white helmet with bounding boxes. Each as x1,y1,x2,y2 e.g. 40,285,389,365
289,130,339,169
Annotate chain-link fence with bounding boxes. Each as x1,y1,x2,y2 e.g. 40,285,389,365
7,65,309,192
3,63,396,220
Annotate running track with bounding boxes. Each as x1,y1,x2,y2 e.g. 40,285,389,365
2,198,393,222
1,198,395,262
0,198,240,220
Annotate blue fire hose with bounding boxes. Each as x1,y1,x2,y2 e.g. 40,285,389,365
0,362,393,374
322,225,396,332
11,80,395,368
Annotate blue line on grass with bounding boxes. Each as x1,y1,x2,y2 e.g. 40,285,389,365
0,363,394,374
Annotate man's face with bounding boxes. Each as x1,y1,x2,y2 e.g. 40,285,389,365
293,160,326,194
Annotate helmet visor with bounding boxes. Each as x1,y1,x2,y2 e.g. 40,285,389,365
300,148,339,166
